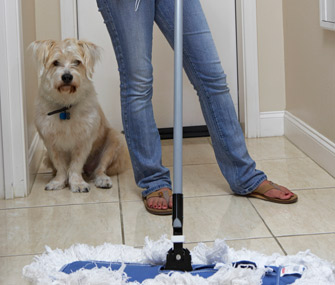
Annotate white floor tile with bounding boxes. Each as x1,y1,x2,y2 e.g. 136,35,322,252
122,196,271,247
0,203,122,256
246,137,306,161
0,174,119,209
278,233,335,262
256,157,335,190
250,188,335,236
0,255,34,285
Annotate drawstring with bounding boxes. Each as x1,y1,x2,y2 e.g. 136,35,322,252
135,0,141,11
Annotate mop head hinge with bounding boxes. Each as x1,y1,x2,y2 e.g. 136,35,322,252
164,243,193,272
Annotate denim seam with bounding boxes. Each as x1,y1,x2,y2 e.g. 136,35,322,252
182,43,240,191
99,1,141,178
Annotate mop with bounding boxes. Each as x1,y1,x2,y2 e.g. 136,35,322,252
22,1,335,284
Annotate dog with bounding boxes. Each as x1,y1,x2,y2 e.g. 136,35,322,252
30,38,129,192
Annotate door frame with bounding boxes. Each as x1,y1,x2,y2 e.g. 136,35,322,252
236,0,260,138
0,0,29,199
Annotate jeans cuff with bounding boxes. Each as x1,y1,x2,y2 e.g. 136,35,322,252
245,175,268,195
141,184,172,198
232,175,267,196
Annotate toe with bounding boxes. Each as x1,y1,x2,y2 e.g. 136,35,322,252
169,196,173,208
147,197,155,208
145,188,173,211
161,198,168,210
152,198,158,209
156,198,162,209
265,188,292,200
259,181,294,200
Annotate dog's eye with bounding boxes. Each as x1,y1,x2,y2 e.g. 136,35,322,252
53,60,60,67
73,60,81,66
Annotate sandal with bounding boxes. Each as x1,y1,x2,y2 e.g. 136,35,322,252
143,189,173,215
246,181,298,204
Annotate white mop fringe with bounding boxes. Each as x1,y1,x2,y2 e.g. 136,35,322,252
23,235,335,285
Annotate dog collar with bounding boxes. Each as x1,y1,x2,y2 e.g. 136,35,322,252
47,105,72,120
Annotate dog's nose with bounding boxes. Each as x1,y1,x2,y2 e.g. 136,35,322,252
62,73,73,84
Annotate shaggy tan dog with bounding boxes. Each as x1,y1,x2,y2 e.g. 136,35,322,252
31,38,128,192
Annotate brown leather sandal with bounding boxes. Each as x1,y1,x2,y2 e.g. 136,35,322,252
143,189,173,215
246,181,298,204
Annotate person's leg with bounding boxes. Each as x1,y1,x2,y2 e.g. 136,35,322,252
154,0,294,199
96,0,172,209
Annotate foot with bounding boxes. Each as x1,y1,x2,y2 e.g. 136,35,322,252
45,178,67,191
95,174,113,189
146,188,173,210
70,181,90,193
69,174,90,193
256,180,294,200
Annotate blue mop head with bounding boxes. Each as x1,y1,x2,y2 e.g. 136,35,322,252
22,236,335,284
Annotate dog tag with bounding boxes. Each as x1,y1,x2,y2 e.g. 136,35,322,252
60,111,70,120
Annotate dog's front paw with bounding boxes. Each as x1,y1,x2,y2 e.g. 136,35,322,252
45,179,66,191
95,174,113,189
70,181,91,193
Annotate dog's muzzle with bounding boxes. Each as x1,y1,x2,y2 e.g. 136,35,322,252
62,73,73,84
58,73,76,93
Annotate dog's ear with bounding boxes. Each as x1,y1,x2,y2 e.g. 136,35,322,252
29,40,56,77
78,40,101,80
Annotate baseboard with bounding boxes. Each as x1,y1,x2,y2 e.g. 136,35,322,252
157,114,285,139
158,125,210,140
285,112,335,178
28,132,44,194
259,111,285,137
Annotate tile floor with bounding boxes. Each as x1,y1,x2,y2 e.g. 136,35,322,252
1,136,335,284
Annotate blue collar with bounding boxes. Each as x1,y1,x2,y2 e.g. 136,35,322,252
47,105,72,120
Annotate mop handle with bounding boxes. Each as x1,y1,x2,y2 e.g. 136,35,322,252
173,0,183,224
165,0,192,271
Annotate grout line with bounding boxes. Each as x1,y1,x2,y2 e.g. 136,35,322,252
117,174,126,245
183,237,276,245
0,200,120,211
288,186,335,191
248,199,288,255
254,157,310,162
253,156,307,162
0,253,41,258
275,232,335,238
184,194,232,200
124,237,277,249
223,236,275,242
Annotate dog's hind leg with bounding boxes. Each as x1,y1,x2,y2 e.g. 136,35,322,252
94,130,129,189
93,144,116,189
105,141,130,177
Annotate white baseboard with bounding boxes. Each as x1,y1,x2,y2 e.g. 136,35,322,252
28,132,44,194
285,112,335,178
259,111,285,137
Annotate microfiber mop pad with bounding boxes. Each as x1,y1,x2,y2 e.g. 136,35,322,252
22,236,335,285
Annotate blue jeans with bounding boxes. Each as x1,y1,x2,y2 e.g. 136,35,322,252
96,0,267,197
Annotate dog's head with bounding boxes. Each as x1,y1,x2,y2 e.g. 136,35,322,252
30,38,100,104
